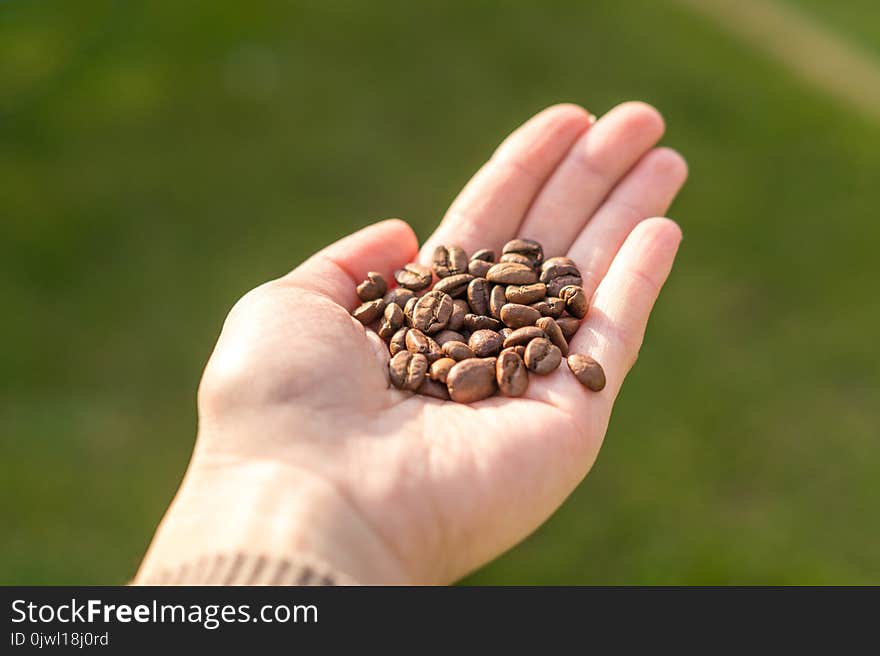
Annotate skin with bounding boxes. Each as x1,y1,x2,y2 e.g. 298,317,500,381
136,102,688,585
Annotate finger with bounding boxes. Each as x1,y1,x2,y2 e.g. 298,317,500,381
285,218,420,309
419,104,592,262
567,147,688,298
568,217,683,394
516,102,666,256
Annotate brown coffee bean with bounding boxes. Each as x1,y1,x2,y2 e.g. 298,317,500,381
383,287,416,308
501,344,526,359
378,302,404,340
496,350,528,397
389,327,409,355
432,245,468,278
403,296,419,326
352,298,385,324
489,284,507,319
539,256,579,282
486,262,538,285
448,299,469,332
394,263,433,291
467,277,491,316
499,327,513,340
567,354,606,391
502,325,546,348
429,357,457,384
389,351,427,391
505,282,547,305
433,330,466,346
446,358,497,403
530,296,566,318
502,238,543,267
417,377,451,400
467,259,492,277
470,248,495,262
556,316,581,341
412,290,453,334
433,273,473,298
441,340,475,361
500,303,541,329
499,252,534,267
405,328,443,362
469,329,504,357
463,314,502,332
524,337,562,374
546,275,582,298
356,271,387,301
535,316,568,357
560,285,589,319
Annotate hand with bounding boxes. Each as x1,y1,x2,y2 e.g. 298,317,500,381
136,102,688,584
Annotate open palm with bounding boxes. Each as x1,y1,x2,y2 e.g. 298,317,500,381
148,102,687,585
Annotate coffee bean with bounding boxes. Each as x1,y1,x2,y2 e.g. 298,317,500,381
378,302,404,340
389,351,427,391
546,275,583,298
499,252,534,267
501,344,526,359
429,357,457,383
356,271,387,301
432,245,468,278
448,299,469,332
502,238,544,267
489,284,507,319
556,316,581,341
560,285,589,319
535,316,568,357
486,262,538,285
524,337,562,374
530,296,566,318
383,287,416,308
500,303,541,329
499,327,513,340
433,329,466,346
467,259,492,277
540,257,583,297
405,328,443,362
417,377,451,400
502,325,546,348
469,329,504,357
352,298,385,324
403,296,418,326
433,273,473,298
394,263,433,291
505,282,547,305
463,314,502,332
567,354,606,391
496,349,528,397
446,358,497,403
412,290,453,334
467,277,491,316
470,248,495,262
389,327,409,355
441,340,475,361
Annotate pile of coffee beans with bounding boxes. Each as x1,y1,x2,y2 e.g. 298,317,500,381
352,239,606,403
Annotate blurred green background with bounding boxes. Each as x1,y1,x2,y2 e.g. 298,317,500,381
2,0,878,584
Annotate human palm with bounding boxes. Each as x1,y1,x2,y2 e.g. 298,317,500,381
141,102,687,584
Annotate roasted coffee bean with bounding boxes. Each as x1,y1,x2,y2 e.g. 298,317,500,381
433,273,473,298
441,340,475,361
389,327,409,355
463,314,502,332
470,248,495,262
486,262,538,285
467,277,491,316
501,344,526,359
412,290,453,334
403,296,419,326
356,271,387,301
535,316,568,357
524,337,562,374
556,316,581,341
432,245,468,278
417,377,451,400
383,287,416,308
560,285,589,319
433,330,466,346
378,302,404,340
469,329,504,357
448,299,469,331
489,284,507,319
502,238,543,267
352,298,385,324
405,328,443,362
531,296,566,318
540,257,583,297
567,354,606,391
499,252,534,267
467,259,492,277
502,325,546,348
389,351,427,391
394,263,433,291
446,358,497,403
505,282,547,305
500,303,541,329
546,275,583,298
429,357,457,384
499,327,513,340
496,350,528,397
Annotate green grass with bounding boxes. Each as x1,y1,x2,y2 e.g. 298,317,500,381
2,0,879,584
